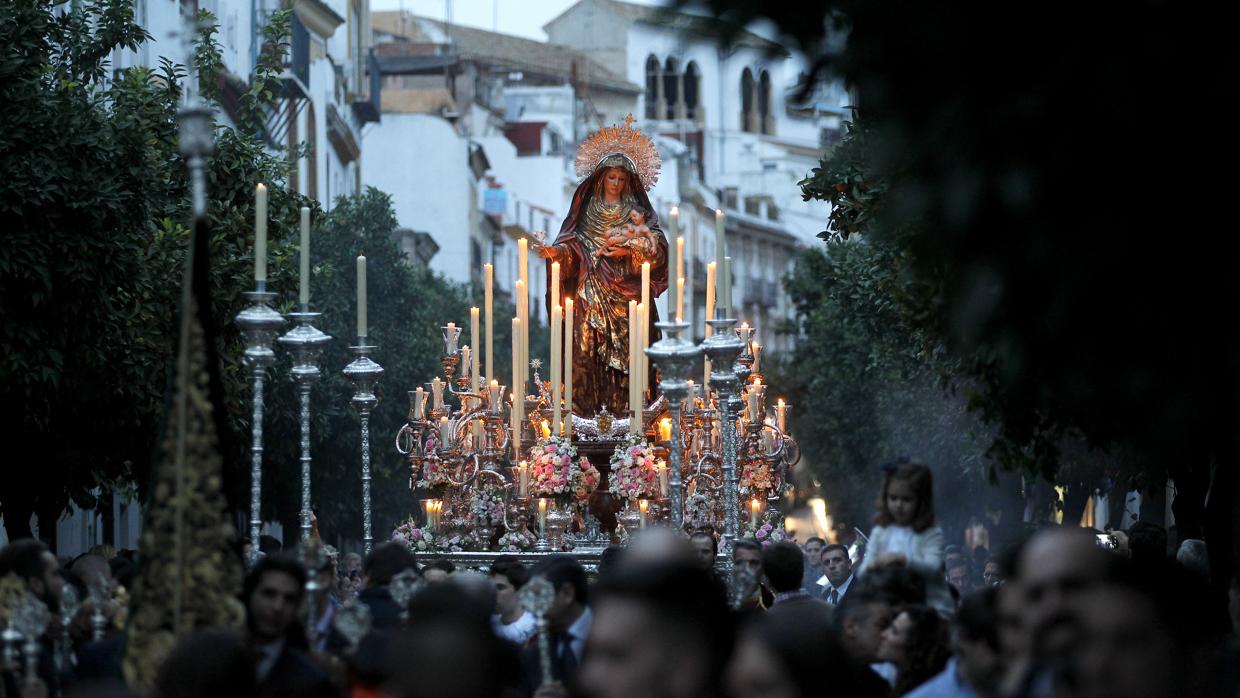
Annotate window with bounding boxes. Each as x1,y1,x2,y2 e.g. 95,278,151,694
759,70,772,135
740,68,754,132
645,55,661,120
684,61,700,121
663,57,679,120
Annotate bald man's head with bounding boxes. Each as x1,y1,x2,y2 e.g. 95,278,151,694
1017,528,1110,657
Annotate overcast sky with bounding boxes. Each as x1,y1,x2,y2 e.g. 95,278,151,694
368,0,666,42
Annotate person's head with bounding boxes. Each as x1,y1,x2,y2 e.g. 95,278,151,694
727,606,855,698
954,588,1004,695
947,560,972,594
690,531,718,570
1126,521,1167,565
1016,527,1109,658
624,527,696,568
422,559,455,584
489,559,529,618
343,552,363,574
0,539,63,612
447,570,496,611
391,583,520,698
243,555,307,644
592,155,636,202
530,555,588,631
982,557,1003,587
833,590,894,664
803,537,825,569
760,541,804,595
363,541,418,588
1174,538,1209,580
733,539,763,580
109,556,135,590
880,605,951,696
579,562,732,698
153,628,257,698
875,463,935,531
820,543,852,588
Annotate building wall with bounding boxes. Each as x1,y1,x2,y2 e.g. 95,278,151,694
362,114,475,284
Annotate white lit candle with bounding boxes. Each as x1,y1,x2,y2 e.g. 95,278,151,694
563,299,574,440
470,307,481,391
676,235,685,286
550,303,562,435
640,261,651,396
705,262,716,326
254,183,267,282
777,399,787,433
356,255,367,338
636,302,645,427
439,415,450,446
515,279,527,388
639,499,649,528
512,318,522,459
518,239,529,386
659,417,672,442
656,462,668,497
628,300,638,418
538,498,548,535
550,262,560,318
720,256,732,315
413,387,425,420
485,263,494,379
519,461,529,497
750,498,761,528
489,379,501,411
299,206,310,305
431,377,443,411
752,342,762,375
714,208,725,268
676,277,685,321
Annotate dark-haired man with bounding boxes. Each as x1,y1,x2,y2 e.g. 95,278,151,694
801,537,826,593
833,590,896,696
0,539,64,695
578,562,732,698
689,531,718,571
763,541,830,619
817,543,855,606
359,541,418,630
733,539,773,610
520,555,590,696
490,559,536,644
243,556,334,698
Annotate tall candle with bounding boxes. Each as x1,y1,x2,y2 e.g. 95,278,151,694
563,299,574,439
636,302,645,423
676,277,685,321
748,384,760,422
640,262,651,398
668,207,679,318
776,398,786,433
299,207,310,305
676,235,685,285
518,239,529,386
550,262,560,318
484,263,494,379
515,280,527,388
750,498,760,528
512,317,522,459
254,183,267,282
709,264,719,337
431,377,444,410
704,357,711,399
752,342,762,374
639,499,649,528
656,462,668,496
356,255,367,338
461,346,472,386
628,300,638,418
550,304,562,436
470,307,481,391
439,416,450,446
413,387,425,419
538,498,548,535
489,379,501,411
714,208,725,266
720,256,732,314
659,417,672,442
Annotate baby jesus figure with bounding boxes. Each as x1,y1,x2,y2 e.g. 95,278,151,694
593,207,653,259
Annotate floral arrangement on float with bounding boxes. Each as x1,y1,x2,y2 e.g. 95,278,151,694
738,458,774,495
413,448,452,490
496,529,537,553
608,438,661,501
528,436,599,504
684,492,717,531
467,483,506,528
391,517,474,553
742,509,789,548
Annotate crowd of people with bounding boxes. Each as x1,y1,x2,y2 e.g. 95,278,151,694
2,463,1238,697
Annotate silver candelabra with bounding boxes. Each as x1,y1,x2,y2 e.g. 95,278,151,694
646,319,702,529
279,309,331,541
701,317,743,565
344,339,384,555
236,287,285,562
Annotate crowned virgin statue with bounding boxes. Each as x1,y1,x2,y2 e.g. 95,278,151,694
534,115,668,417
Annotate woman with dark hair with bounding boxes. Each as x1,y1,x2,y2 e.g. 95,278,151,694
877,605,951,696
534,116,668,416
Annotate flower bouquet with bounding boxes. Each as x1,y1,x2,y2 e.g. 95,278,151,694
608,438,660,502
684,492,716,531
413,449,452,491
497,529,537,553
738,458,774,495
468,484,506,528
742,512,789,548
528,436,598,504
391,517,474,553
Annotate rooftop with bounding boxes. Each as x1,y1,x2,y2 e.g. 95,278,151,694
544,0,788,55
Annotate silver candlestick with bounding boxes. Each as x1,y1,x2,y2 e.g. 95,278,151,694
702,317,743,567
279,309,331,541
237,287,285,563
343,339,384,555
647,320,702,530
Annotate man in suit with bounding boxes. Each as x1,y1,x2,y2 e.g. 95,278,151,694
520,555,590,697
818,543,856,606
801,537,826,593
243,555,335,698
762,541,831,621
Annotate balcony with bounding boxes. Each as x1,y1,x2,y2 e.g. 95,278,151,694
351,49,382,125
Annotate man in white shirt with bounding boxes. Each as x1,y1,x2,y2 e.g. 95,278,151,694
817,543,855,605
490,559,537,644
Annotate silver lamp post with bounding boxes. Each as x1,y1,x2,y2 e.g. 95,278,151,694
279,309,331,541
701,317,744,563
237,288,285,562
646,319,701,529
343,340,384,555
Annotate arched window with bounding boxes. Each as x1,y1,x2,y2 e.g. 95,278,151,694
663,57,679,120
645,55,661,120
759,70,772,135
684,61,700,122
740,68,754,132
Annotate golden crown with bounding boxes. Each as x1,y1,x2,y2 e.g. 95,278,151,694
574,114,661,191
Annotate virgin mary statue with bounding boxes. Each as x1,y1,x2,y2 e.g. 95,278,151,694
535,115,668,417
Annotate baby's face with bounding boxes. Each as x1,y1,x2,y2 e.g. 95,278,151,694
629,210,645,225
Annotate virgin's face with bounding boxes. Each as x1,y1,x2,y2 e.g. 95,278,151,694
602,167,628,199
